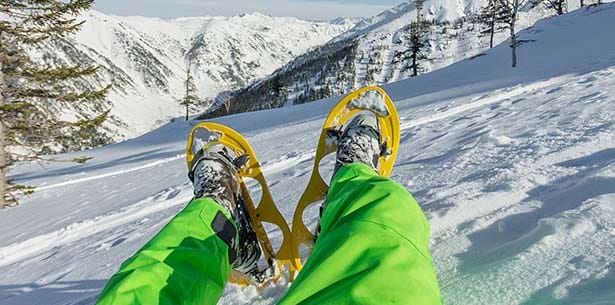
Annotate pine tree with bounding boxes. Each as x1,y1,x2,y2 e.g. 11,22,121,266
270,77,286,99
404,0,430,77
542,0,567,15
179,68,200,121
1,0,110,208
321,83,332,97
407,21,429,77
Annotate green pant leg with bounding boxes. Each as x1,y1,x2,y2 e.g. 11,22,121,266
96,198,235,305
279,163,443,305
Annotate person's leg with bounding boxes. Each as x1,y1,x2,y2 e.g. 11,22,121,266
279,163,442,305
97,144,262,305
96,198,234,305
280,112,442,304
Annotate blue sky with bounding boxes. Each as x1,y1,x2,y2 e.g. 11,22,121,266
92,0,404,20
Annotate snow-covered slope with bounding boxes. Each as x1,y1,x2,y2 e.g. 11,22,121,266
335,0,486,39
2,4,615,305
218,0,585,116
32,11,354,143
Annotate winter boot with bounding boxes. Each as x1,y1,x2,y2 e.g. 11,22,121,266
315,112,383,240
188,144,264,280
333,112,383,176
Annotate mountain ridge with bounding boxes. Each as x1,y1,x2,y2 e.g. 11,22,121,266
212,0,565,117
26,9,355,148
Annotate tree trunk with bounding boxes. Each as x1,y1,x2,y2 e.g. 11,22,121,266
510,8,518,68
224,98,232,114
489,13,496,48
184,69,190,121
412,51,418,77
0,59,8,208
511,27,517,68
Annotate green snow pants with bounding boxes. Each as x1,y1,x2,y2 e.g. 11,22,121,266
96,163,442,305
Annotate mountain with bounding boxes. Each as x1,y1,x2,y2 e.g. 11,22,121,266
28,11,355,146
213,0,565,116
2,4,615,304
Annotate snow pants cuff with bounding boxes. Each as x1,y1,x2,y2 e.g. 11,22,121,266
95,198,233,305
279,163,443,305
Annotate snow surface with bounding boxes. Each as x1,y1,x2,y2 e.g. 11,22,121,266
349,90,389,116
2,4,615,305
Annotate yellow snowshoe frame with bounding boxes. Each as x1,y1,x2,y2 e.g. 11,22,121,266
185,123,295,286
289,86,400,277
185,86,399,285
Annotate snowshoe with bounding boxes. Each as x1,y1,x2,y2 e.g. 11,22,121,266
289,86,400,277
186,122,296,286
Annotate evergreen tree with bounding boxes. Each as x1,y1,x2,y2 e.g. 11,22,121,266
308,87,317,101
270,77,287,99
407,21,429,77
322,83,332,97
1,0,110,208
400,0,430,77
542,0,567,15
179,68,200,121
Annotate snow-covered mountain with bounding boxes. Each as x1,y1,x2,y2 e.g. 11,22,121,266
2,3,615,305
213,0,573,116
32,10,355,144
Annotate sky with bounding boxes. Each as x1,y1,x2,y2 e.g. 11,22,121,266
92,0,405,20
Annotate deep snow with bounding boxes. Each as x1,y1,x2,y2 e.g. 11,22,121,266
2,4,615,305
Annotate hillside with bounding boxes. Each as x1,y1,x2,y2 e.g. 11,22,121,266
26,11,354,145
1,4,615,305
215,0,574,116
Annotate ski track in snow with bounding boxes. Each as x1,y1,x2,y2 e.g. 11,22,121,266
0,187,190,267
0,149,314,272
399,77,566,131
34,155,186,192
2,5,615,305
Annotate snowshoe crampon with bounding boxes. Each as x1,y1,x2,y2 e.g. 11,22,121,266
289,86,400,276
186,122,296,287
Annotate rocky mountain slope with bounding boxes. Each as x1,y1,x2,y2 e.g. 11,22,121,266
30,11,355,145
215,0,576,116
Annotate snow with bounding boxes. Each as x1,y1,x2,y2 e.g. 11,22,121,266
39,10,355,143
242,0,585,112
2,4,615,305
191,127,223,156
349,90,389,116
